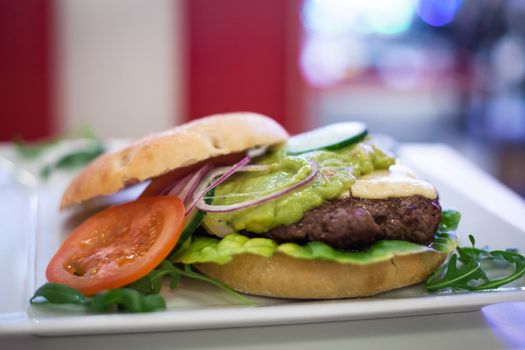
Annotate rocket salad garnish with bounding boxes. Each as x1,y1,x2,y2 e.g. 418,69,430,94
426,234,525,292
14,127,106,179
127,260,255,305
425,210,525,292
31,262,254,313
30,283,166,313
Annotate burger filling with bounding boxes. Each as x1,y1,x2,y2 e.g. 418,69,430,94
202,140,440,250
267,195,440,250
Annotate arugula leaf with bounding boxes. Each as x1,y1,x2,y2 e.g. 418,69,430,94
13,127,106,179
31,261,253,314
426,237,525,292
14,126,99,159
180,264,255,305
427,210,525,292
127,260,255,305
30,283,87,305
30,283,166,313
40,142,106,179
127,260,182,295
88,288,166,313
14,137,62,159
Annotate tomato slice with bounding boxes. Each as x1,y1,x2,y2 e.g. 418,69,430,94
46,196,185,295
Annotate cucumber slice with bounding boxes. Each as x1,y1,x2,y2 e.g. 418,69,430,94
286,122,367,154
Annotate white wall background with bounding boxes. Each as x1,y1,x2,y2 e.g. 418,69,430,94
55,0,185,138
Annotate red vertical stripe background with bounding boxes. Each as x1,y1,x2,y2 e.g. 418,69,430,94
0,0,54,141
0,0,305,141
186,0,306,133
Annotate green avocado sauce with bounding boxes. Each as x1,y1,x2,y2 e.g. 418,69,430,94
202,140,395,235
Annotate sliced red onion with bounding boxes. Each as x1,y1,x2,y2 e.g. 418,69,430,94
165,164,269,201
210,164,273,176
164,171,194,196
176,163,214,205
204,191,266,200
241,164,273,171
161,146,270,215
196,160,319,213
195,165,274,201
184,155,252,214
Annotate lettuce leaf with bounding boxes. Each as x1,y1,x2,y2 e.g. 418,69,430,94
172,209,459,266
172,232,456,266
171,234,278,265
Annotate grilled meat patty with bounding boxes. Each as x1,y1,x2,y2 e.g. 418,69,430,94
266,195,441,250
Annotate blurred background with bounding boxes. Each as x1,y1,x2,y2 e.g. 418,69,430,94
0,0,524,197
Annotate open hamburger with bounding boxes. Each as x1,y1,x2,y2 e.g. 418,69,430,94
51,112,456,299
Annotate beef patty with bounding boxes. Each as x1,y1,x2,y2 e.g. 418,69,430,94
266,195,441,250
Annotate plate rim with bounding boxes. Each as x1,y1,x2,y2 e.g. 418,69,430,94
2,143,525,336
2,289,525,336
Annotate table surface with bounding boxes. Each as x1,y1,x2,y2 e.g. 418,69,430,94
1,142,525,349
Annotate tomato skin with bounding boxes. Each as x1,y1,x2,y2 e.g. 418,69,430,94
46,196,185,295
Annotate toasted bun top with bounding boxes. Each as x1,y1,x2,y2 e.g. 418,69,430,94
61,112,289,209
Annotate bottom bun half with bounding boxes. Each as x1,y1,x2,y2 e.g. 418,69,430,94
195,251,447,299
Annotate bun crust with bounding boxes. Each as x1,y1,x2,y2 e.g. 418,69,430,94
61,112,288,209
195,250,447,299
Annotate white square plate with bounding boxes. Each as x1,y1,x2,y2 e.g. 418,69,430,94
1,143,524,336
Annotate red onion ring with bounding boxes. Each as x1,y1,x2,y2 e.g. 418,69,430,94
165,164,271,201
196,160,319,213
184,155,252,214
175,163,214,205
207,164,273,177
163,171,193,196
183,146,269,214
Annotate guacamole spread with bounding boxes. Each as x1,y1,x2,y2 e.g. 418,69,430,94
203,141,395,236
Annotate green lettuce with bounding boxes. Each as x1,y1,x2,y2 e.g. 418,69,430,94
172,234,278,265
172,232,456,266
171,209,459,266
